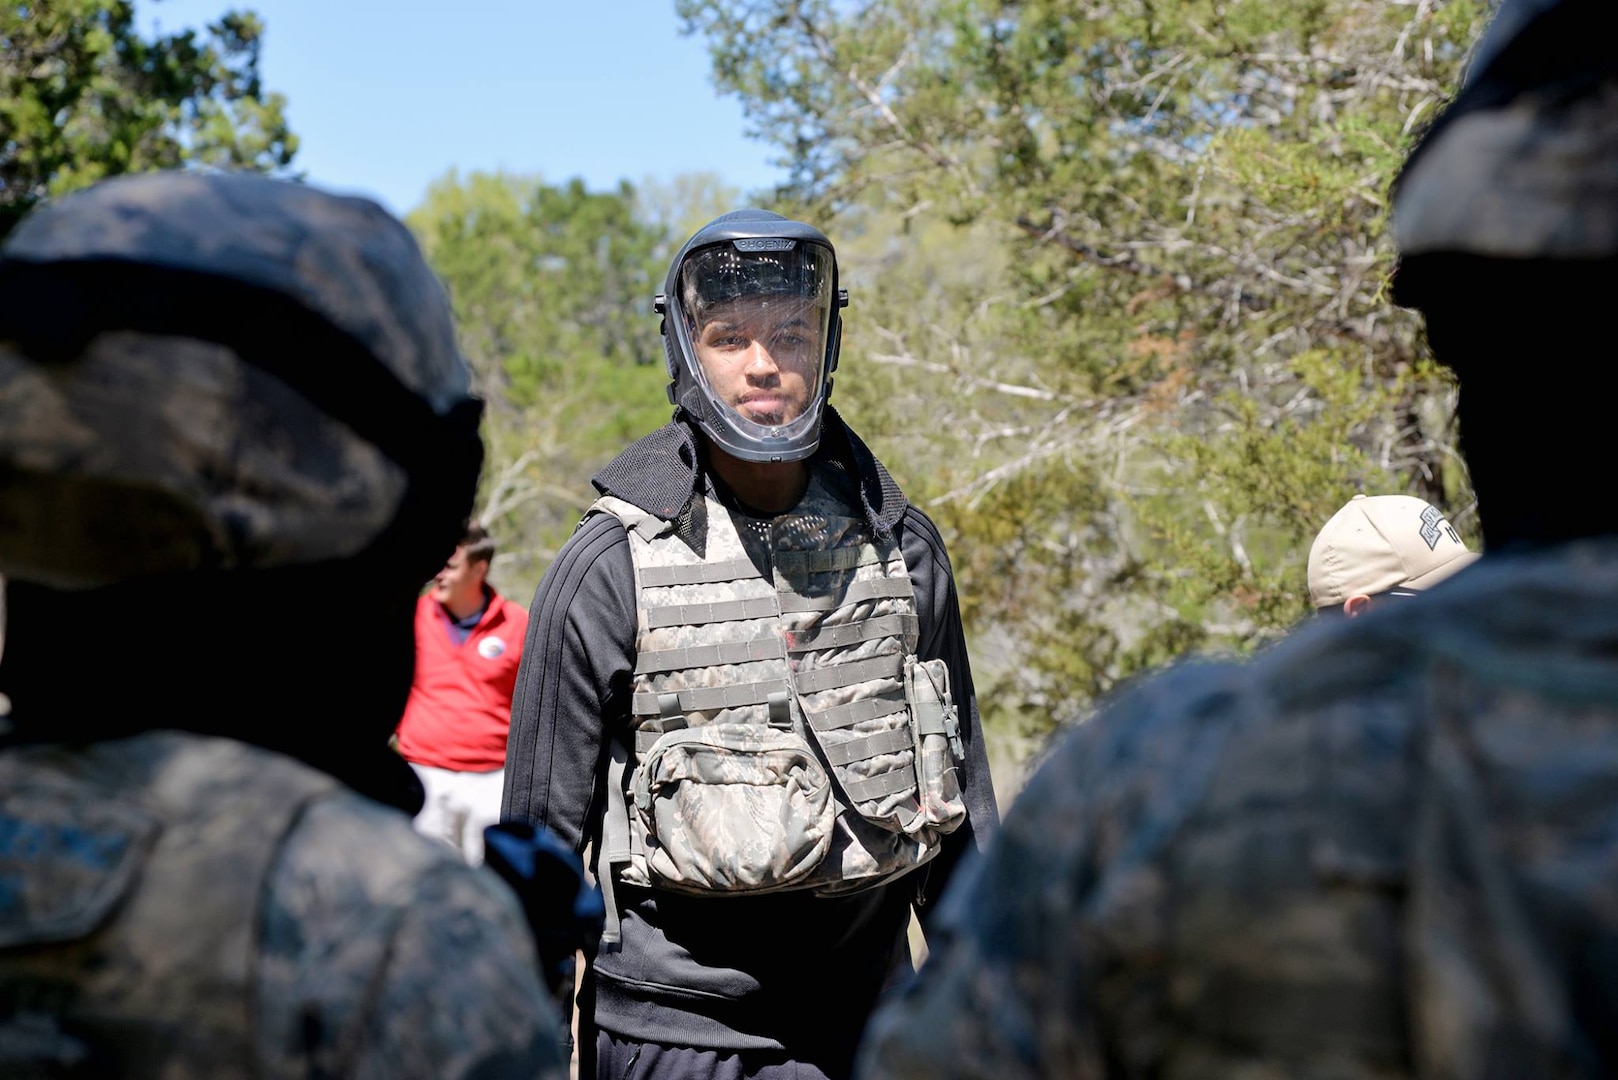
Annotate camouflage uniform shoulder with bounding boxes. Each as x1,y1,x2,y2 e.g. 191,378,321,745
860,540,1618,1079
858,656,1256,1080
257,789,567,1080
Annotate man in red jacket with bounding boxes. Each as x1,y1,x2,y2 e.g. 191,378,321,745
397,521,528,864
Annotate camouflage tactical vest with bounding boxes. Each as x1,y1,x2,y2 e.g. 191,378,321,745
591,472,967,942
0,731,336,1078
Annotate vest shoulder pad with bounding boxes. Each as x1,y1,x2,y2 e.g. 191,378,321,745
587,495,676,542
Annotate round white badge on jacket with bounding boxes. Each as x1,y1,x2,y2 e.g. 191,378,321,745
477,636,507,659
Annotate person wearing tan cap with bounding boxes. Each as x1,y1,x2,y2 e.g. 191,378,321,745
1306,493,1478,615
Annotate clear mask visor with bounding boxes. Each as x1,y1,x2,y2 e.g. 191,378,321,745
677,240,835,447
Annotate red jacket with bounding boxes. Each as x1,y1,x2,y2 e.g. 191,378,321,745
396,590,528,772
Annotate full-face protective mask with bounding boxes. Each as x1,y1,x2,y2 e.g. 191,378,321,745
656,210,847,463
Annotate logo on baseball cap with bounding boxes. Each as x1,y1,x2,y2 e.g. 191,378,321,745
1307,494,1479,609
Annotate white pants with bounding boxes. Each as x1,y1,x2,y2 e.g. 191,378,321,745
408,762,505,865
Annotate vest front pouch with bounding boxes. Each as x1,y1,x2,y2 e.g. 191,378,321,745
903,656,969,835
632,725,834,893
792,652,920,835
781,537,922,836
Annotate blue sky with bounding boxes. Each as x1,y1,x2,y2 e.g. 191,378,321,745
137,0,788,215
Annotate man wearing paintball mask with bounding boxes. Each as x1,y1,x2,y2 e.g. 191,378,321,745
503,210,999,1080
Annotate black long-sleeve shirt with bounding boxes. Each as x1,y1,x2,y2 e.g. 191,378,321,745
502,419,998,1072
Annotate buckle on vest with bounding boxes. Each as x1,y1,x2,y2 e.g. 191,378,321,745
767,691,793,730
943,704,965,760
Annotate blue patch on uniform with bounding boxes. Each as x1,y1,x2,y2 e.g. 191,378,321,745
0,801,152,948
0,817,130,870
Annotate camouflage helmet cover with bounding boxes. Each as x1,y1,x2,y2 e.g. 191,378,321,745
0,171,482,588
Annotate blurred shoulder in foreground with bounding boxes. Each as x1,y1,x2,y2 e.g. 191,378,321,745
859,1,1618,1076
860,541,1618,1078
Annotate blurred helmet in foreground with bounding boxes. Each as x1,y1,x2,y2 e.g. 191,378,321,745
0,171,483,590
1394,0,1618,271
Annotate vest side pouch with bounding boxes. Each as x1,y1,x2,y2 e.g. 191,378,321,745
904,656,969,836
631,725,835,894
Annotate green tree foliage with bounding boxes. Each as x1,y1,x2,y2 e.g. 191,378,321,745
408,171,676,597
680,0,1489,739
0,0,297,237
636,170,742,263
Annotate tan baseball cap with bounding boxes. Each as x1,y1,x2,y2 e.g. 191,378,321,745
1307,494,1479,609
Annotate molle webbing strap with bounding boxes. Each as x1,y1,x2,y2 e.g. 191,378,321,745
646,596,778,629
635,728,675,755
808,694,908,731
792,654,905,695
843,768,918,804
633,634,786,675
600,740,633,947
778,577,913,614
821,727,914,768
787,613,917,654
631,678,792,716
634,704,690,753
772,544,885,574
639,558,759,587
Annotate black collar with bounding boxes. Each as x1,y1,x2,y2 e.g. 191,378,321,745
591,407,909,551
